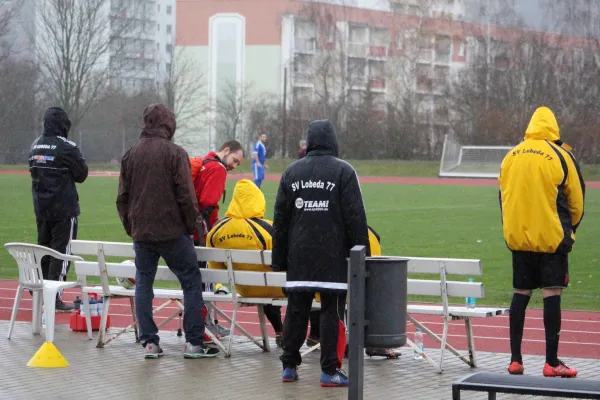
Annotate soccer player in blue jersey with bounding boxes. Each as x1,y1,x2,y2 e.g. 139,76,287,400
252,133,268,188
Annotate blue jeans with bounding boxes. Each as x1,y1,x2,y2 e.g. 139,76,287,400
133,234,205,346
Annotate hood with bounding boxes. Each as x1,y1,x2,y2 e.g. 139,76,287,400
306,119,339,157
43,107,71,138
142,104,176,139
524,107,560,142
225,179,266,219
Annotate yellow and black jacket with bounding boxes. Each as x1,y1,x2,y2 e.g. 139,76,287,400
499,107,585,254
206,179,284,298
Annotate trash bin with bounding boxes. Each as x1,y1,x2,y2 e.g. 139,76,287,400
363,256,408,348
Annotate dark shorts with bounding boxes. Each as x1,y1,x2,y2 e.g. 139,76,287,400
512,251,569,290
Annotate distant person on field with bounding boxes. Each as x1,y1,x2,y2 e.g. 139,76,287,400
499,106,585,378
297,140,307,159
116,103,219,360
206,179,285,346
252,133,268,188
29,107,88,312
273,119,370,387
190,140,245,343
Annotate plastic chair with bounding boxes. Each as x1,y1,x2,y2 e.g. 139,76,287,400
4,243,92,342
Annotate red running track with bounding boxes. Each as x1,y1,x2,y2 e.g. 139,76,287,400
1,281,599,360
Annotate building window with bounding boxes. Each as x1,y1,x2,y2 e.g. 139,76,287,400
396,32,403,50
166,44,172,53
157,4,160,12
166,24,172,34
459,42,465,57
166,5,172,15
157,24,160,32
327,25,334,43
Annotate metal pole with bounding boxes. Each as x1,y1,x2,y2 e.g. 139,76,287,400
348,245,366,400
282,66,288,158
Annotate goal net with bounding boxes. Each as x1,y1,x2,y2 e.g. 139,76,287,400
439,135,513,178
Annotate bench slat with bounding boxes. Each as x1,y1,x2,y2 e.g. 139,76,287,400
408,279,484,298
369,256,481,275
408,305,508,318
71,240,135,257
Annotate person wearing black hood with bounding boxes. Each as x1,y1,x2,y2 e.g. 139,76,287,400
29,107,88,312
273,119,370,387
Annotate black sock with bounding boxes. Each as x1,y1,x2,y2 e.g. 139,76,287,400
509,293,530,364
544,295,561,367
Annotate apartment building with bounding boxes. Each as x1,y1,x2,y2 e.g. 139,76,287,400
109,0,175,92
176,0,594,154
6,0,175,94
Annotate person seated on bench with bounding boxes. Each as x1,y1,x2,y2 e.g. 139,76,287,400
206,178,285,346
310,225,400,359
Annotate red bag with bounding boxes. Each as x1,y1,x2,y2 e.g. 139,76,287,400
336,319,347,369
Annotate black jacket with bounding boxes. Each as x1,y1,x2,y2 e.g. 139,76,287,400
29,107,88,220
272,120,370,293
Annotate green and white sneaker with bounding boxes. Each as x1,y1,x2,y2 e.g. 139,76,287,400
144,343,164,359
183,343,220,359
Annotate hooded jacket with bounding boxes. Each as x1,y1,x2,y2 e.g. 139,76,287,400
29,107,88,220
499,106,585,254
116,104,199,242
190,151,228,240
206,179,284,298
272,119,370,292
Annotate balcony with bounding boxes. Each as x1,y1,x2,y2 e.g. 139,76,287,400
348,42,369,58
369,46,388,59
294,37,316,54
369,78,386,91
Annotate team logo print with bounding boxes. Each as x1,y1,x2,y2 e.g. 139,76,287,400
295,198,304,209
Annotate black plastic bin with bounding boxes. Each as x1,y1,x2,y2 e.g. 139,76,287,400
363,256,408,348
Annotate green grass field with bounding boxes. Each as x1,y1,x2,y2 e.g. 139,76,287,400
1,169,599,311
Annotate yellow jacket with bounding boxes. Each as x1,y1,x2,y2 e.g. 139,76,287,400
206,179,284,298
499,107,585,254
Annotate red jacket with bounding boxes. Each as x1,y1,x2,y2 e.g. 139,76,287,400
190,152,227,240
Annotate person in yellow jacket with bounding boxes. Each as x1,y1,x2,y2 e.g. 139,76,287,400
309,226,400,359
499,106,585,378
206,179,285,346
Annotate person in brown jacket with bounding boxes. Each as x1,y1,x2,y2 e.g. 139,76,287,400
116,104,219,360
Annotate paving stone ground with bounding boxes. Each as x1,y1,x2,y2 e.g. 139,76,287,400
1,321,599,400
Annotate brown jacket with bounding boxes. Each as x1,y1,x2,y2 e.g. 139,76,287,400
116,104,199,241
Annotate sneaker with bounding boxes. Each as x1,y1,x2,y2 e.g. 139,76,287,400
183,343,220,359
55,300,74,312
508,361,524,375
320,370,349,387
543,360,578,378
144,343,164,359
275,332,282,348
306,335,320,347
282,367,299,382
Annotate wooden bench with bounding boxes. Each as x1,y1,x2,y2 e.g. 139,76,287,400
452,372,600,399
292,255,508,373
70,240,277,358
70,240,508,370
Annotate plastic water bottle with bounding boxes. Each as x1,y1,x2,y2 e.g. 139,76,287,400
89,297,98,317
42,313,46,329
466,278,477,309
73,296,82,311
97,297,103,316
414,328,424,360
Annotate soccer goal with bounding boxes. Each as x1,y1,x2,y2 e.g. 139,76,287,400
439,134,513,178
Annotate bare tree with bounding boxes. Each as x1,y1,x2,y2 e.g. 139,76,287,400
163,47,207,131
209,80,253,146
32,0,130,131
0,1,20,65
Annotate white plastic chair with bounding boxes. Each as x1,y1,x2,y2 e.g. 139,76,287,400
4,243,92,342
